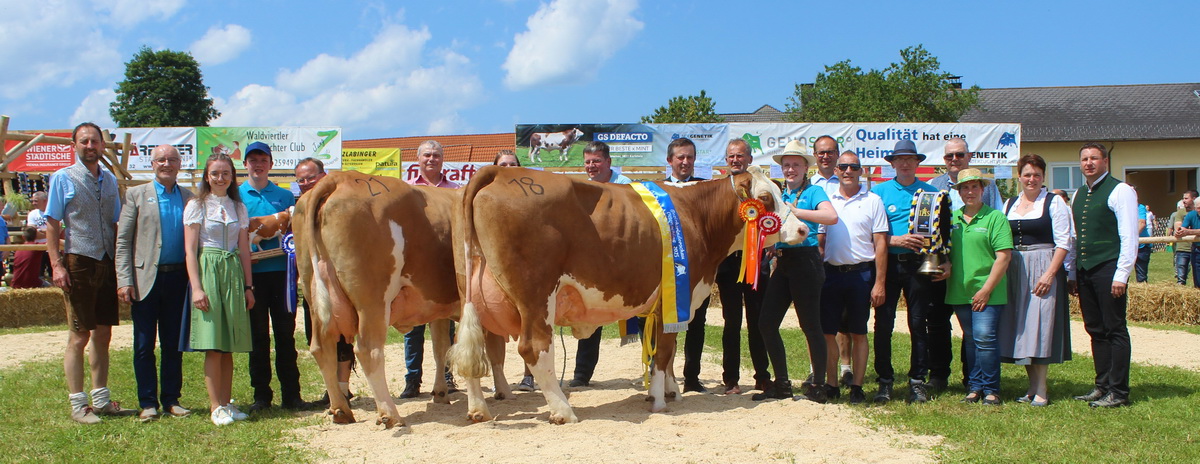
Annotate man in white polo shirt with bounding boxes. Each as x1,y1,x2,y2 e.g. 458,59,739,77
817,151,888,404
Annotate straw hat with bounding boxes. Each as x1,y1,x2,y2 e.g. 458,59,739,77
952,168,990,189
771,139,815,165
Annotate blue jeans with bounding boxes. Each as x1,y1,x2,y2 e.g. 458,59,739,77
404,323,455,384
1134,247,1151,283
1192,248,1200,288
1175,251,1193,285
131,269,188,409
954,304,1002,395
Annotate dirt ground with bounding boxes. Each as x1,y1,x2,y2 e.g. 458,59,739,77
3,311,1197,463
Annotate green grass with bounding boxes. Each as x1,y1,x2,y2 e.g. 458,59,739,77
0,337,328,463
1145,248,1178,284
697,323,1200,463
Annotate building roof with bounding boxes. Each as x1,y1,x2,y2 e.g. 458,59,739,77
959,83,1200,142
719,104,787,122
344,133,514,162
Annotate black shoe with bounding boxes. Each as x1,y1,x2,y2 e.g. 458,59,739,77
568,378,590,388
927,377,948,393
753,379,771,392
444,372,460,393
517,374,536,392
1089,392,1130,408
801,373,815,388
1074,388,1107,402
848,385,866,405
281,397,315,411
982,394,1002,406
963,390,982,403
752,380,792,401
247,401,271,413
400,381,420,399
824,383,840,400
873,383,893,404
840,370,853,388
908,382,930,404
796,383,828,404
683,381,708,394
313,393,331,408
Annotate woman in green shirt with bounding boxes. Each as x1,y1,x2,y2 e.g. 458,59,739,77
947,169,1013,405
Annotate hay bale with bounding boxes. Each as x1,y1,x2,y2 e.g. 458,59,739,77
0,287,132,328
1068,282,1200,326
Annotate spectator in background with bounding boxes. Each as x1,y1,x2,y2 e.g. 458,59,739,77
26,192,49,242
1175,194,1200,288
1171,191,1197,285
11,227,46,288
1134,193,1152,283
493,150,521,167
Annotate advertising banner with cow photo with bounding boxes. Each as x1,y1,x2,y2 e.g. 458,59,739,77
3,132,74,172
196,127,343,170
516,122,1021,169
342,147,401,177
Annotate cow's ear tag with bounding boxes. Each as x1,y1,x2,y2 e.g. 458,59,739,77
736,186,750,199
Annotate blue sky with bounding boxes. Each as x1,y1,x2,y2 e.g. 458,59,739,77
3,0,1197,140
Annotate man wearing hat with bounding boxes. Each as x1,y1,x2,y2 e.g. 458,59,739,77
870,139,941,404
240,142,312,412
754,140,838,402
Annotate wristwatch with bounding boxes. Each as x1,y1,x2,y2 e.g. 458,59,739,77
244,285,255,291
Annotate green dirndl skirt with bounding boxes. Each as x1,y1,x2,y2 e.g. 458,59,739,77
187,247,251,353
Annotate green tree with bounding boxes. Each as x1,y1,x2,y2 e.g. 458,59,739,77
785,45,980,122
110,47,220,127
640,90,724,123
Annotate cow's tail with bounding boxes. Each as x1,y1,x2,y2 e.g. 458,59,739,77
449,169,493,379
296,176,348,340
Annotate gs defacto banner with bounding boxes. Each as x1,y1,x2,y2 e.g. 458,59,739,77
196,127,342,170
516,122,1020,168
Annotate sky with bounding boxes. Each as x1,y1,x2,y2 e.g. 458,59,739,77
3,0,1197,140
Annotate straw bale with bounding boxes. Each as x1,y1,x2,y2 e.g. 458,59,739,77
0,288,132,328
1069,282,1200,325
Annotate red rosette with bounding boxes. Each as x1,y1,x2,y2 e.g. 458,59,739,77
757,212,781,235
738,199,764,222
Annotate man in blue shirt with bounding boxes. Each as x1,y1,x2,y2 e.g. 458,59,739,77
116,145,194,422
1176,201,1200,288
870,139,942,405
1134,201,1151,283
239,142,310,412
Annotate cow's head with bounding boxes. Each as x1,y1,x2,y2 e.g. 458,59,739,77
733,167,807,246
571,128,584,140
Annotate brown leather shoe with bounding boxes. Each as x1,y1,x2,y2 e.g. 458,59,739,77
138,408,159,422
71,406,101,424
164,404,192,417
724,384,742,395
93,401,136,416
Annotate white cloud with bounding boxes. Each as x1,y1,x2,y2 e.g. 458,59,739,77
189,24,252,65
502,0,642,90
215,22,483,135
94,0,185,27
70,88,117,128
0,1,122,99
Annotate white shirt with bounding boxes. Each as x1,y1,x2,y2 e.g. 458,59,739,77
1067,172,1139,283
811,172,840,198
818,185,889,266
183,195,249,252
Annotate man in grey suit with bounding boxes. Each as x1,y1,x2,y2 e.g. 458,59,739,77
116,145,194,422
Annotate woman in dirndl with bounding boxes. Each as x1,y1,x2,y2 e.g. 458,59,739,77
183,154,256,425
1000,154,1073,407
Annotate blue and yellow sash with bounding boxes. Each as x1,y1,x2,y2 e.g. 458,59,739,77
630,181,691,334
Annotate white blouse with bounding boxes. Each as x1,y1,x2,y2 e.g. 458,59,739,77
1005,189,1074,251
184,195,249,252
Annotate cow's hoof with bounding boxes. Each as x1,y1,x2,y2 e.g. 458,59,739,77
548,412,578,425
665,391,677,399
493,391,508,400
433,391,451,404
467,411,492,423
376,415,404,429
331,408,356,424
650,401,669,413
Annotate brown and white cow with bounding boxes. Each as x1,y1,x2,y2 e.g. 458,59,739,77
294,170,467,429
248,207,293,248
449,166,805,424
528,127,584,164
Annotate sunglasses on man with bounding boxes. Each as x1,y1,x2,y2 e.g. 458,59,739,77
944,152,969,160
836,163,862,171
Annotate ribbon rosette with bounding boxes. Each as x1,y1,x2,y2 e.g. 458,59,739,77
737,199,768,289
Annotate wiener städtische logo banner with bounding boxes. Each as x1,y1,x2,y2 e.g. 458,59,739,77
515,123,1021,168
3,133,74,172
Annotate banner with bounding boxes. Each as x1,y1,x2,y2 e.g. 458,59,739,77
111,127,198,170
3,133,74,172
516,123,1021,168
196,127,342,170
342,148,400,177
401,162,491,185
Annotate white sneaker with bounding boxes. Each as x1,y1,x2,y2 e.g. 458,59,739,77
225,403,249,421
210,406,234,426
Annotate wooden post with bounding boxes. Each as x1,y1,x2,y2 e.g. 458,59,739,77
121,132,132,173
0,133,44,171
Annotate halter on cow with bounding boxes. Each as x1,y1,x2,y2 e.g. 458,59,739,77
449,166,805,423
